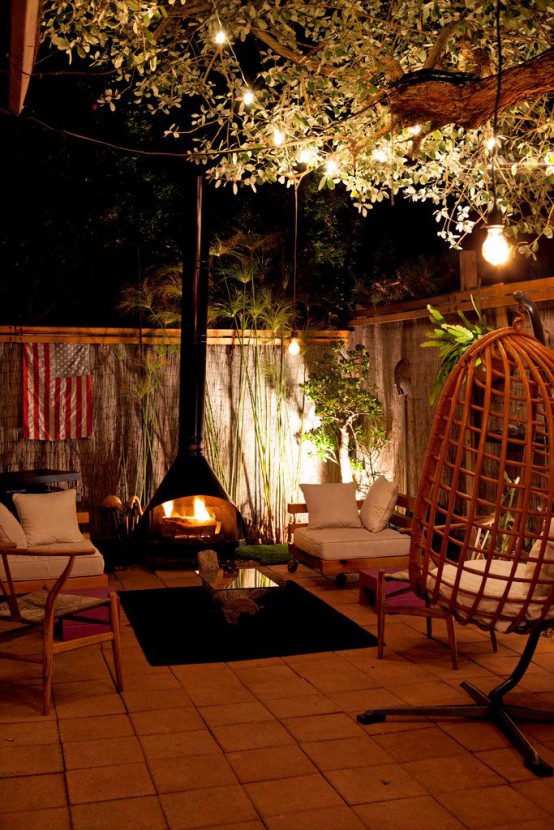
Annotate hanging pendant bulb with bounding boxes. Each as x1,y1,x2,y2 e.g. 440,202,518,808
482,207,511,266
288,330,300,356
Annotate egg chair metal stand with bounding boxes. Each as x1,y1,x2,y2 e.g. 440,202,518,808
358,314,554,777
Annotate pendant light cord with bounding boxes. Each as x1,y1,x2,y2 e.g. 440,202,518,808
292,181,298,326
491,0,503,211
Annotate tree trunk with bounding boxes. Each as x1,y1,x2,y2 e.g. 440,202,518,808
339,426,352,483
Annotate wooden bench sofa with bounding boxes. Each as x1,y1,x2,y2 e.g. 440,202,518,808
287,484,415,587
0,493,107,594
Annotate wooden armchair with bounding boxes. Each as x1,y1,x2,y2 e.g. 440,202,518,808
0,542,122,714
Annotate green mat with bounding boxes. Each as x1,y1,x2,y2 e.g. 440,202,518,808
235,544,289,565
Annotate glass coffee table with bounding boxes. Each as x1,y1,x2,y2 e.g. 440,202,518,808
197,565,283,624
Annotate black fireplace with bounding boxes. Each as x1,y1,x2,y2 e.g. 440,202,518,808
134,174,245,562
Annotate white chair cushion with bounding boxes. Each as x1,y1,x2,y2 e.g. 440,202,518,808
300,482,361,529
525,518,554,582
360,477,398,532
293,526,410,561
427,559,554,633
13,489,84,546
0,503,28,547
0,541,104,582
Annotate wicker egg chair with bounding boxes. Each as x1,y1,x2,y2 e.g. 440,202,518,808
358,315,554,777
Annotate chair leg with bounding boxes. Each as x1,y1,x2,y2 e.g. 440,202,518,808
376,570,386,659
108,593,123,691
445,612,458,671
42,614,55,715
357,625,553,777
490,629,498,652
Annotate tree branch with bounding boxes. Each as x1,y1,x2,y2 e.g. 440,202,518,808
389,48,554,129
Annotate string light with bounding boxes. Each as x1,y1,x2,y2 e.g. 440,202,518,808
288,331,300,356
372,147,388,163
214,29,228,45
482,0,510,267
297,146,318,166
273,127,285,147
324,158,339,176
243,89,255,106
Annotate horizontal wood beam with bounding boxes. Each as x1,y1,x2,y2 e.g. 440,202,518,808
350,277,554,326
0,326,350,346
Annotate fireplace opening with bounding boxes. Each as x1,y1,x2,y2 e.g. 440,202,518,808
151,496,242,543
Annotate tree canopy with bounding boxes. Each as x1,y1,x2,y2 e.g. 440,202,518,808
42,1,554,254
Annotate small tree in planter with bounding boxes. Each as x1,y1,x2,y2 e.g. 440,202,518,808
301,342,387,489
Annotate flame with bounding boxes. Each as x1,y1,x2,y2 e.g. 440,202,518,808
193,497,212,522
162,500,174,518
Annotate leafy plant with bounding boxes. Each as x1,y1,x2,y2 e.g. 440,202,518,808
422,297,492,405
301,343,386,490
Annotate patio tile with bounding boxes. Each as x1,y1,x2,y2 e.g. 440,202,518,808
55,691,125,719
0,807,71,830
58,712,134,742
139,729,221,761
300,734,394,770
149,753,238,793
391,679,470,706
402,753,505,793
281,712,364,742
513,778,554,811
122,687,194,711
210,720,294,752
475,746,554,782
0,773,67,811
265,804,366,830
226,743,317,783
353,795,467,830
71,796,168,830
244,773,343,816
439,720,511,752
66,761,155,804
63,735,144,769
199,701,274,727
0,742,63,776
262,694,339,719
161,785,257,830
130,707,205,735
325,763,426,805
122,671,182,691
1,719,59,745
435,785,549,828
372,725,467,763
232,665,316,700
327,686,407,713
0,684,56,720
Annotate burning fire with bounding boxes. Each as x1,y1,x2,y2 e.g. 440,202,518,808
162,497,213,522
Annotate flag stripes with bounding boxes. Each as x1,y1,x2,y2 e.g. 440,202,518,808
22,344,93,440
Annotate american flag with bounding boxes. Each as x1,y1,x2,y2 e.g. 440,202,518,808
22,343,93,440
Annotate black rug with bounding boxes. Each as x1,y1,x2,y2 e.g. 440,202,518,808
119,581,377,665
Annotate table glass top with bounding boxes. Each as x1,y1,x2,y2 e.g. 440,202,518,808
197,566,281,591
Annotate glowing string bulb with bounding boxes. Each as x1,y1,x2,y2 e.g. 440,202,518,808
325,158,339,176
273,127,285,147
485,136,498,151
288,331,300,356
243,89,255,105
482,210,511,266
372,148,388,163
214,29,228,45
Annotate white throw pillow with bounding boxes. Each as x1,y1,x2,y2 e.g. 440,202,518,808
0,503,28,548
300,482,361,530
525,518,554,586
360,477,398,532
13,489,84,547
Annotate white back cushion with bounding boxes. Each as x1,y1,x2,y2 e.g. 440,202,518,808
360,477,398,532
0,503,27,548
13,489,84,547
300,482,361,530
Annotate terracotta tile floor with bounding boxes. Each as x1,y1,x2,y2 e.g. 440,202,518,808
2,563,554,829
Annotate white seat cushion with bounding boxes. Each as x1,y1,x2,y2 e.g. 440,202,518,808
427,559,554,633
0,542,105,582
293,526,410,561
